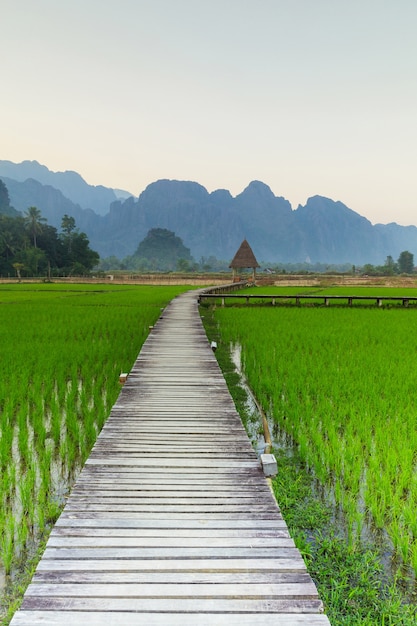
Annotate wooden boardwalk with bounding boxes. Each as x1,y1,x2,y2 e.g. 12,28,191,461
11,291,330,625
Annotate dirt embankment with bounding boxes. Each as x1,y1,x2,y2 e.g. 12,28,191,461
2,274,417,288
257,275,417,288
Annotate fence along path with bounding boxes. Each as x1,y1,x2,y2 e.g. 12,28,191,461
11,291,330,625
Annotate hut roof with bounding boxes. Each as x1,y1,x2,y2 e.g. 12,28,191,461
229,239,260,269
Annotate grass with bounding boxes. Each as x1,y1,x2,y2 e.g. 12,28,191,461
207,303,417,573
273,449,417,625
0,283,192,622
201,298,417,623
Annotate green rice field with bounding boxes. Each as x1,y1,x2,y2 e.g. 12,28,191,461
210,287,417,576
0,283,190,602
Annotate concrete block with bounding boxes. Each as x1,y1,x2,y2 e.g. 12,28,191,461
260,453,277,477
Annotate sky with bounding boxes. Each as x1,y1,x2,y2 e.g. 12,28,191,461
2,1,417,225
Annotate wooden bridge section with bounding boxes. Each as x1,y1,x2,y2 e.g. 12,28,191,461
11,291,330,625
199,293,417,307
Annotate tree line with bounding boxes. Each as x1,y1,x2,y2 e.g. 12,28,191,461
359,251,414,276
0,180,99,278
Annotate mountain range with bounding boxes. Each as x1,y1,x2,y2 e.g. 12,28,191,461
1,159,417,265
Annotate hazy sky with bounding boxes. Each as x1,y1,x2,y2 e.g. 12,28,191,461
2,1,417,225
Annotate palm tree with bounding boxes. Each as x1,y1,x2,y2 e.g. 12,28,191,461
12,262,24,281
61,214,77,254
24,206,46,248
0,229,16,261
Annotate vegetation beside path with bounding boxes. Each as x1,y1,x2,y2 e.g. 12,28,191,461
0,283,191,624
201,295,417,625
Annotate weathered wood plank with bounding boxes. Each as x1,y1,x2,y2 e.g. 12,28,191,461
55,517,286,528
47,536,296,548
33,571,312,584
11,612,331,625
20,596,324,612
25,582,318,598
36,557,309,572
85,458,260,467
58,512,285,520
41,546,301,559
67,483,272,494
63,495,276,505
50,527,290,537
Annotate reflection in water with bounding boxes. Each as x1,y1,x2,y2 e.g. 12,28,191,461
228,342,417,598
230,342,275,456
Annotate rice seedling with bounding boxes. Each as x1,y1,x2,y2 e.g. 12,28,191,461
209,288,417,573
0,283,190,592
0,514,15,576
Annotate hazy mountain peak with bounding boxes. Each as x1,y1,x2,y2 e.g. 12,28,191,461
239,180,275,198
0,160,132,215
139,179,209,206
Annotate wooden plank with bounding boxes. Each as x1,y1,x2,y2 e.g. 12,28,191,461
36,557,309,572
20,597,324,612
50,527,290,537
55,517,287,529
33,571,312,584
63,495,276,505
85,458,260,467
46,536,296,548
41,546,301,559
25,582,318,597
58,511,286,519
11,612,331,625
65,483,273,495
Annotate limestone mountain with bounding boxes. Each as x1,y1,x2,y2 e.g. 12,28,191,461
2,163,417,265
0,179,19,217
0,160,132,215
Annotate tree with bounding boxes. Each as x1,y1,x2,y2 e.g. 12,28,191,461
0,227,16,261
0,179,9,208
68,231,99,273
61,214,77,253
384,255,397,276
36,224,63,272
133,228,194,271
176,258,192,272
0,215,26,274
18,246,48,276
0,180,19,217
12,262,24,281
58,217,99,274
24,206,46,248
397,250,414,274
0,211,99,277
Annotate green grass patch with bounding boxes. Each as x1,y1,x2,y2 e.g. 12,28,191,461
201,302,417,623
0,283,191,622
273,449,417,625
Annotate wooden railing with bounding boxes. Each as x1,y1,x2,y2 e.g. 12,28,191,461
200,280,250,295
198,293,417,307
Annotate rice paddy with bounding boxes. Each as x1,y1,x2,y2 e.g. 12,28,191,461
209,287,417,579
0,283,190,590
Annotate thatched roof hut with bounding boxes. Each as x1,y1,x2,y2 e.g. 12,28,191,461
229,239,260,281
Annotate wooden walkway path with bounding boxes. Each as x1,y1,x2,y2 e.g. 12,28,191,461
11,291,330,625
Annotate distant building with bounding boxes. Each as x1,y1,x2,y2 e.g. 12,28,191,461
229,239,260,282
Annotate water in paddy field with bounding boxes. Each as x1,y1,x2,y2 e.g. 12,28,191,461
230,342,272,456
230,341,298,455
229,341,417,601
